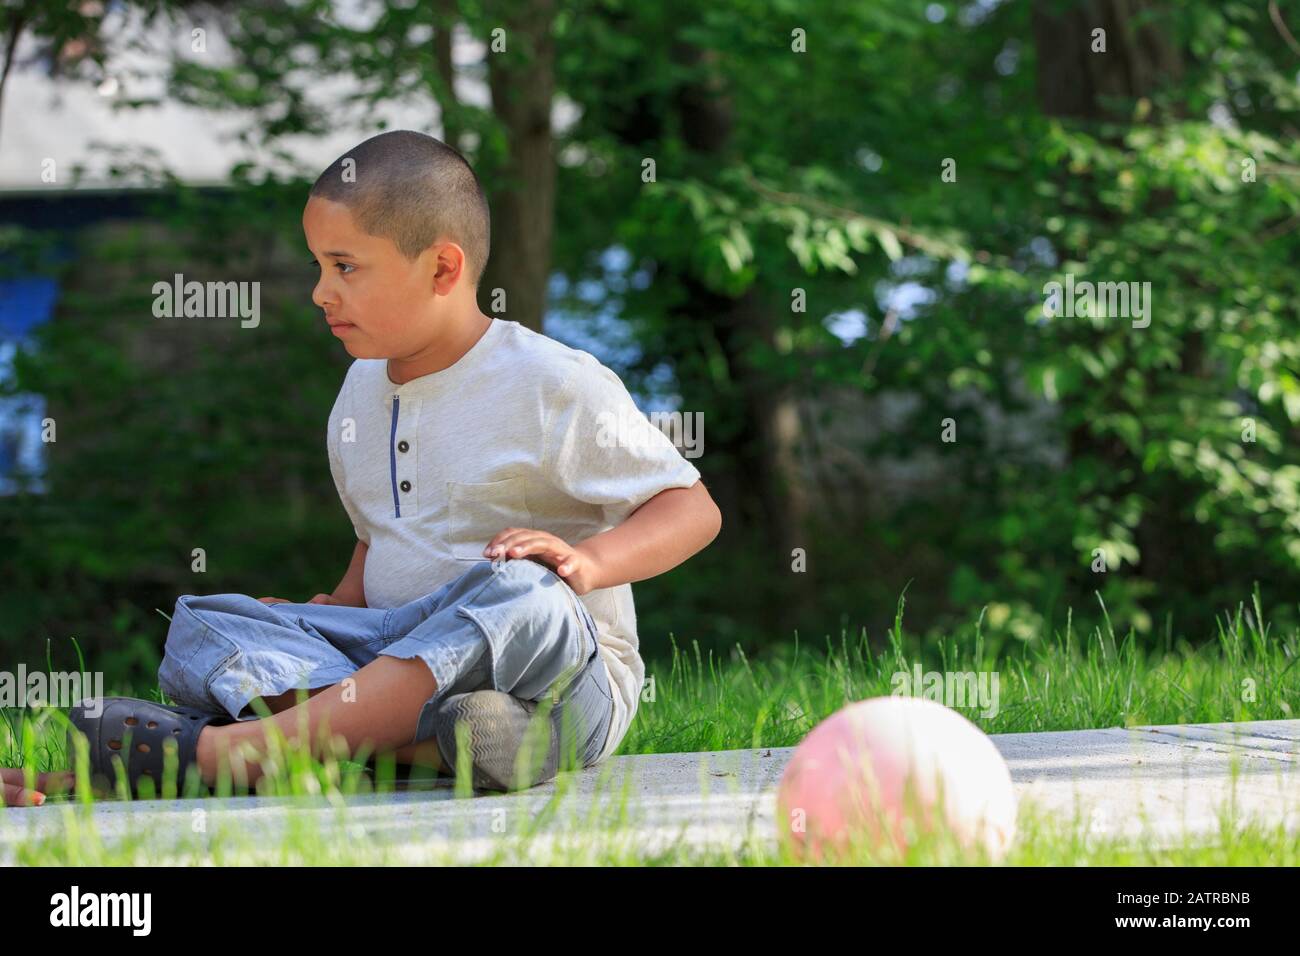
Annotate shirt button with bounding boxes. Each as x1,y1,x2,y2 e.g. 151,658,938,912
398,440,409,453
400,480,411,493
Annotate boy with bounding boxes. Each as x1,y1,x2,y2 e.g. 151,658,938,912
4,129,719,805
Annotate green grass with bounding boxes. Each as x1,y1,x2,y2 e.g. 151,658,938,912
3,586,1298,865
5,789,1299,866
622,586,1298,756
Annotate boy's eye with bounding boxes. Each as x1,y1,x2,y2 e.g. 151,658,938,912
306,258,355,275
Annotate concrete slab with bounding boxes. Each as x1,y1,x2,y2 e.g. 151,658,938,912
2,719,1297,863
991,720,1300,846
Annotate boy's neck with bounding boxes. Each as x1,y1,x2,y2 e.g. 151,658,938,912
387,310,493,386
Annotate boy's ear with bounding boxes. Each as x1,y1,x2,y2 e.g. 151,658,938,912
427,241,469,289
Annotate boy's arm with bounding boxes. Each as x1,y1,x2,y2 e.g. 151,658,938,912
493,362,719,594
575,480,721,591
327,539,369,607
488,481,720,594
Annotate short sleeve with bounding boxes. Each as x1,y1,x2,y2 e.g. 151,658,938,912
328,377,370,545
544,360,702,526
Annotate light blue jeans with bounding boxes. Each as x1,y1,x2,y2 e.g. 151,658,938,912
158,558,613,772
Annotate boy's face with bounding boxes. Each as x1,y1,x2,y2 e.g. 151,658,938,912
303,196,446,359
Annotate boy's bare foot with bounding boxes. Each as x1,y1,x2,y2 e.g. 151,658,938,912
1,735,445,805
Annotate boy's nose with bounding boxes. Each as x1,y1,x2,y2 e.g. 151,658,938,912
311,278,336,311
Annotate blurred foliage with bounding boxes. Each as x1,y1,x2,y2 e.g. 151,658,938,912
0,179,353,682
1,0,1298,691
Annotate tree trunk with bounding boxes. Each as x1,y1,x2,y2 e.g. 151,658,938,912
431,0,463,152
1031,0,1183,120
670,42,818,636
480,0,557,333
1034,0,1203,601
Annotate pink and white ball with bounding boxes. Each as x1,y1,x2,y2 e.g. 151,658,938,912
776,696,1017,862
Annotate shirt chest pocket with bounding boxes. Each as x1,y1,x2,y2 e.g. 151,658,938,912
446,477,535,560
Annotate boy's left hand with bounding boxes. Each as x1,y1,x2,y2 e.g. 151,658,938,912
484,529,600,595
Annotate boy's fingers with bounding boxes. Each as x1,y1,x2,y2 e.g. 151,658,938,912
497,535,556,557
527,550,575,574
484,528,546,556
483,528,523,552
541,546,575,567
486,530,551,554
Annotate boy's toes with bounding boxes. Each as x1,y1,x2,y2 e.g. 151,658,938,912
0,768,76,800
37,770,76,794
1,780,45,807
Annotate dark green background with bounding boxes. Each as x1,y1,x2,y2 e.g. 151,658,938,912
1,0,1297,692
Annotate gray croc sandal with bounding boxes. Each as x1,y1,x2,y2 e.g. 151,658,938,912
432,690,552,791
432,689,570,792
66,696,236,798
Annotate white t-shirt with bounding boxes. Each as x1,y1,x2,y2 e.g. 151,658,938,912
326,317,702,763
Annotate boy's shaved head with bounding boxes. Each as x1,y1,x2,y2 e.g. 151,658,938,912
310,130,490,288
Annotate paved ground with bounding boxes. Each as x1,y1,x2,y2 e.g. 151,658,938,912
2,719,1297,863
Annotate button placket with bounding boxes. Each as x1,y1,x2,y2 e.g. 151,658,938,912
393,396,421,516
